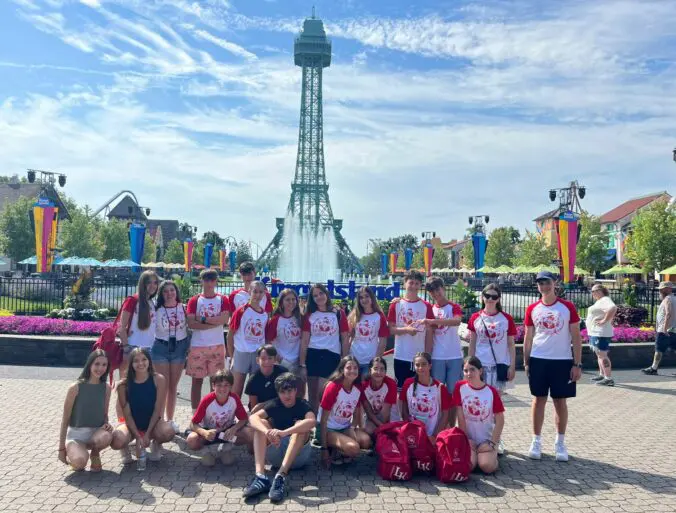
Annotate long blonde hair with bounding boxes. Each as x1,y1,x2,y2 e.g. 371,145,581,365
348,286,384,329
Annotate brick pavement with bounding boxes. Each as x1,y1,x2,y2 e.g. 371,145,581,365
1,366,675,512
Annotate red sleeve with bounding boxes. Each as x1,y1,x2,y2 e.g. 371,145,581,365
491,386,505,414
399,378,414,402
387,302,397,323
191,392,215,424
425,301,435,319
563,300,580,324
220,295,230,314
524,303,537,327
186,296,199,315
233,393,248,420
505,313,517,336
384,377,398,405
229,306,245,331
358,382,368,404
302,313,311,332
452,303,463,317
320,381,341,410
450,381,464,408
265,316,279,342
377,312,390,337
440,383,453,410
338,310,349,333
467,312,479,332
121,295,138,314
227,290,238,312
264,291,273,313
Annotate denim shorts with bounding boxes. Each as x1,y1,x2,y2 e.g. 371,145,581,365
151,337,190,364
266,436,313,469
589,336,611,352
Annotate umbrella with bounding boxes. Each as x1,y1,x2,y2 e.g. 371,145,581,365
19,255,65,265
574,266,590,275
528,265,559,274
476,266,495,273
511,265,531,274
601,264,643,275
495,265,513,274
659,264,676,275
112,259,141,268
457,267,475,274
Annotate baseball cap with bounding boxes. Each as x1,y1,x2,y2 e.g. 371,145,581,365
658,281,674,290
535,270,556,282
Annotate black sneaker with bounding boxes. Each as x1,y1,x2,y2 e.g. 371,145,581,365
242,475,271,499
591,375,605,382
641,367,658,375
597,377,615,386
268,474,287,503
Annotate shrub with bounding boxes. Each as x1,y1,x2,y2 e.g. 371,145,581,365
614,306,648,327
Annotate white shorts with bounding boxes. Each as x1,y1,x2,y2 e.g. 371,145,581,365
66,426,98,445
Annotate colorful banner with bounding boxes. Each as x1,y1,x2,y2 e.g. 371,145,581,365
404,247,413,270
423,244,434,276
183,239,194,272
129,223,145,271
389,252,399,274
472,232,487,277
557,210,579,284
380,253,388,275
229,250,237,271
204,242,214,268
219,249,227,270
33,198,58,273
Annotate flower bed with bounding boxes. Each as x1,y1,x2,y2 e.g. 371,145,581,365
0,316,112,336
511,324,655,343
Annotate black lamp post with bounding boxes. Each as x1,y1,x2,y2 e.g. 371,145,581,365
468,215,490,234
548,181,586,213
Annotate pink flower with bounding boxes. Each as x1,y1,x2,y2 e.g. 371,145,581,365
0,316,112,336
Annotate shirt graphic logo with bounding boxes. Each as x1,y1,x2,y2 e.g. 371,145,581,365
312,315,337,336
534,309,564,335
411,390,438,419
356,318,377,340
283,320,301,340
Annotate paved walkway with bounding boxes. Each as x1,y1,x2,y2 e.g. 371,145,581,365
1,366,675,512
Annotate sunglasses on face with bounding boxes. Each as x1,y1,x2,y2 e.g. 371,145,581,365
483,293,499,300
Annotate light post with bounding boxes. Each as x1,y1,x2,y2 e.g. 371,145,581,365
548,181,586,285
27,169,66,273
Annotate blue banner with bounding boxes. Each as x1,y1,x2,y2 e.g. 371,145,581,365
404,247,413,270
204,242,214,268
380,253,388,275
472,232,487,277
129,223,145,272
229,250,237,271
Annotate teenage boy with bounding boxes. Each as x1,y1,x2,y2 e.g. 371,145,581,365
523,271,582,462
387,270,435,387
245,345,289,412
229,261,273,314
642,282,676,375
244,373,316,503
186,269,230,413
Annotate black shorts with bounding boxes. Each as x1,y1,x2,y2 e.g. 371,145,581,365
394,358,416,389
528,357,576,399
656,332,676,353
306,348,340,378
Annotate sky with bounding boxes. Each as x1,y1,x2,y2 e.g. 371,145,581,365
0,0,675,259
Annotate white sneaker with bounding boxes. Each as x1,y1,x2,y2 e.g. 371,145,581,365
148,440,162,461
169,420,180,434
497,439,505,456
120,446,133,465
528,439,542,460
555,441,569,462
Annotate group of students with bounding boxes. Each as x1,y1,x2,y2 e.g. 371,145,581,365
59,266,587,503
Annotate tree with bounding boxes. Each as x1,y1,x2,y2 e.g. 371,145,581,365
164,239,184,264
625,200,676,273
60,208,103,259
515,231,557,267
485,226,520,267
460,241,474,268
0,174,28,184
100,219,131,260
411,246,449,270
575,211,610,274
236,240,253,267
0,196,35,261
142,233,157,264
362,234,420,275
201,231,224,248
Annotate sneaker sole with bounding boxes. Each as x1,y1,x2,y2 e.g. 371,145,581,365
555,455,569,462
243,487,271,499
528,453,541,460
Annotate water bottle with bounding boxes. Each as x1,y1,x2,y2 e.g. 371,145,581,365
137,450,147,471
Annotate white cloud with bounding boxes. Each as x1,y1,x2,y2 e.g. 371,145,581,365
193,28,258,61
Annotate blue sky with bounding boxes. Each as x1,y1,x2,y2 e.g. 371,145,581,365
1,0,674,258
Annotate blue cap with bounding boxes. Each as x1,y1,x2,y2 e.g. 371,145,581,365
535,270,556,281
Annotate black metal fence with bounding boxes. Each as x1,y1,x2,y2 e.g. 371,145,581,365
0,275,662,325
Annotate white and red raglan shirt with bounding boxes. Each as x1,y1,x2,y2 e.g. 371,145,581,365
350,311,390,365
186,294,230,347
451,380,505,444
302,310,349,355
524,299,580,360
191,391,247,430
265,314,302,363
228,288,272,314
467,310,517,366
387,298,435,362
400,377,453,436
121,294,156,348
431,302,464,361
360,376,398,418
318,380,363,430
229,304,268,353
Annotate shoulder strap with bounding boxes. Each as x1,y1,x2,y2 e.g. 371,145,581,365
479,314,499,364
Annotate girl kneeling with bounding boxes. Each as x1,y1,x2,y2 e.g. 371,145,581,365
111,348,175,469
358,357,397,436
317,356,371,467
58,350,114,472
451,356,505,474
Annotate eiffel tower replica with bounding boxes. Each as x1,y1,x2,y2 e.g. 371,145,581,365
257,10,363,274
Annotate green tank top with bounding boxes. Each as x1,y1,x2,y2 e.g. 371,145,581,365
69,382,106,428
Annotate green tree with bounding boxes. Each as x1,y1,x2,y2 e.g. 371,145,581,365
412,246,449,270
576,211,610,274
460,241,474,268
100,219,131,260
625,200,676,273
236,240,253,267
485,227,520,267
0,196,35,261
362,234,420,275
201,231,224,248
142,233,157,263
60,208,103,259
0,174,28,184
515,231,557,267
164,239,184,264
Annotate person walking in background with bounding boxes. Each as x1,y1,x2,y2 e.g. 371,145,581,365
586,284,617,386
642,282,676,375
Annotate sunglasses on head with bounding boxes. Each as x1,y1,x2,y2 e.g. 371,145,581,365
483,293,499,300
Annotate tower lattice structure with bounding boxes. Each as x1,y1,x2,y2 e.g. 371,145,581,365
258,12,363,274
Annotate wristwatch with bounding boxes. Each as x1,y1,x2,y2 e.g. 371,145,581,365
574,363,583,368
201,315,207,324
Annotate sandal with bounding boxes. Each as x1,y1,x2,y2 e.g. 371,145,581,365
89,453,102,472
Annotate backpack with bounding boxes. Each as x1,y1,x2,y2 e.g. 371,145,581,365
92,297,131,384
401,420,436,474
374,421,412,481
435,427,472,483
